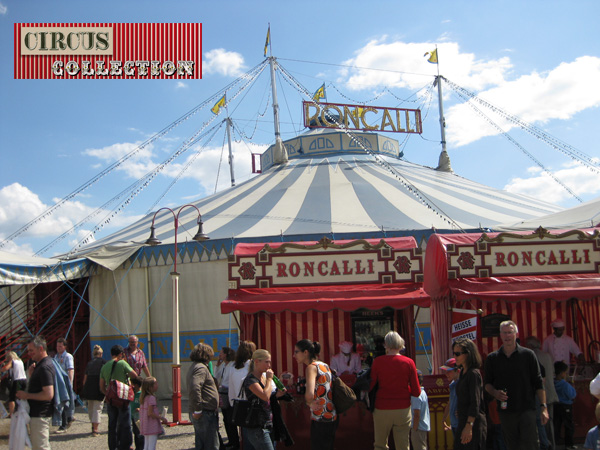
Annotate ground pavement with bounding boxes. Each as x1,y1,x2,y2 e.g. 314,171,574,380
0,399,229,449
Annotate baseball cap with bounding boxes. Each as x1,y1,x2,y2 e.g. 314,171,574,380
440,357,457,371
551,319,565,328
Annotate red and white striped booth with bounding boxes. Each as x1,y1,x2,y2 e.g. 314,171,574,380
221,236,430,377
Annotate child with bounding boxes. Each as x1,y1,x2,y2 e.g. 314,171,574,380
411,370,430,450
584,403,600,450
130,376,144,450
140,377,168,450
554,361,576,450
440,358,459,439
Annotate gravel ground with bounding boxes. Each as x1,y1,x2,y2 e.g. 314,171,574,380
0,399,227,449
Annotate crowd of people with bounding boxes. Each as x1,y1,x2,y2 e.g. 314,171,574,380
2,319,600,450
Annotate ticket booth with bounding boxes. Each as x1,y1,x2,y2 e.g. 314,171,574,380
221,237,430,449
424,227,600,443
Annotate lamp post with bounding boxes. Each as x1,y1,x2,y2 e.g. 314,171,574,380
145,204,209,424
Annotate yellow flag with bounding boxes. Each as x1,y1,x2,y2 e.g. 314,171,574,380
264,27,270,57
313,83,326,102
424,48,438,64
211,94,226,115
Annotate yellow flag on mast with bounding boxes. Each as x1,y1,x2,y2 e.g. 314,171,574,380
424,48,438,64
312,83,326,102
211,94,226,115
264,26,270,57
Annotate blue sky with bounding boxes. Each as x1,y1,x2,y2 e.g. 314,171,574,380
1,1,599,256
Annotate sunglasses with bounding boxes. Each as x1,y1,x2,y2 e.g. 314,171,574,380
453,351,467,357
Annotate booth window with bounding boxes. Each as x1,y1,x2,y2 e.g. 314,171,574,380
351,308,395,354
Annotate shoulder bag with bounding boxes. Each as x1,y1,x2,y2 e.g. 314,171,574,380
331,371,356,414
105,361,134,408
231,375,268,428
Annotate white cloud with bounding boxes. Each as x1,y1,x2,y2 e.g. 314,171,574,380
0,183,96,239
162,141,265,194
0,3,7,15
83,141,157,179
341,39,512,92
446,56,600,147
203,48,246,77
82,136,264,198
176,81,188,89
0,183,144,254
504,161,600,204
341,38,600,149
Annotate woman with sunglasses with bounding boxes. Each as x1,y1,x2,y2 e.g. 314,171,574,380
452,338,487,449
294,339,338,450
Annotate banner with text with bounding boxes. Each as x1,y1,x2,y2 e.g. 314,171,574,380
451,308,479,342
15,23,202,79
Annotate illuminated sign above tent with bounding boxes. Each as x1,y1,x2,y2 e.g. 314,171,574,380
446,227,600,279
303,101,422,134
228,237,424,289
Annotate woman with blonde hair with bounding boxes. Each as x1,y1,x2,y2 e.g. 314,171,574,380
81,344,107,436
242,349,276,450
369,331,421,450
1,351,26,416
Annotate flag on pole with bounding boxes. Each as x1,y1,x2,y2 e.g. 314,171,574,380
424,48,438,64
312,83,326,102
211,94,226,115
264,26,270,57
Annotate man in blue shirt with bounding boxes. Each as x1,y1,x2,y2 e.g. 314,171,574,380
411,370,430,450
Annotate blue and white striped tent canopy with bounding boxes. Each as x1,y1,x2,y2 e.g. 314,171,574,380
63,130,562,268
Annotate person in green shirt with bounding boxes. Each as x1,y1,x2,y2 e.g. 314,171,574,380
99,344,137,450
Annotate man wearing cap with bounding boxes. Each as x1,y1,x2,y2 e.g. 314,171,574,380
330,341,361,376
542,319,584,364
440,358,459,440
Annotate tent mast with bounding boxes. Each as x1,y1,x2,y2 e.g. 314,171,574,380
226,117,235,186
434,48,453,173
269,56,288,164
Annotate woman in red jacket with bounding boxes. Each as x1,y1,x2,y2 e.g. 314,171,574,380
369,331,421,450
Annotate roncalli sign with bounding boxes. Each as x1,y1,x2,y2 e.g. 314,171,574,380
228,237,424,290
303,101,422,134
446,228,600,279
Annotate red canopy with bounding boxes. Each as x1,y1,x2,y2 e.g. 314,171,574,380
222,282,430,314
424,230,600,303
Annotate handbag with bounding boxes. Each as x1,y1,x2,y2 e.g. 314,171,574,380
105,361,134,408
231,376,268,428
331,372,356,414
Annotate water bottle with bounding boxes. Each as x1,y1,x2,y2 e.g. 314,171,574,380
500,390,507,409
272,375,285,390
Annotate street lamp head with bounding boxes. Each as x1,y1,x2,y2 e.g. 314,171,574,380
145,226,162,246
192,220,209,242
